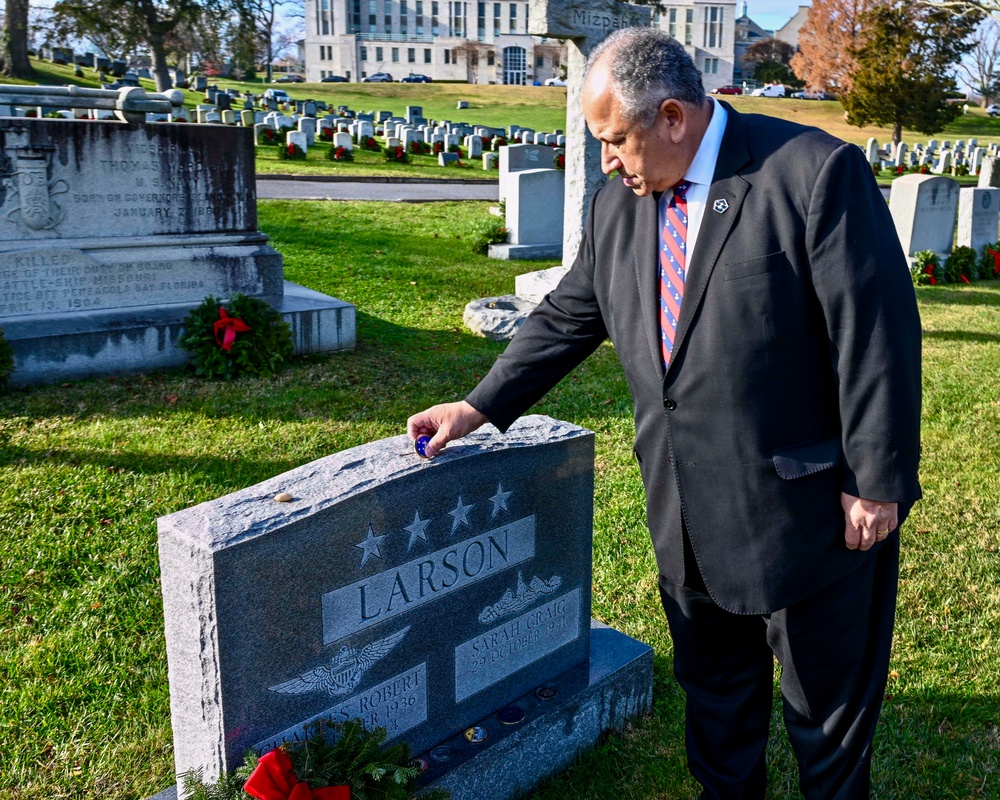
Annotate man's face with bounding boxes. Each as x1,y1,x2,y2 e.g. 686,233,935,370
582,60,688,197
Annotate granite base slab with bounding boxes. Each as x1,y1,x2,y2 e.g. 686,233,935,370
488,242,564,261
5,280,355,386
147,620,652,800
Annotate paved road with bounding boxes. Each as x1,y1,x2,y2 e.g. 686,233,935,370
256,177,498,202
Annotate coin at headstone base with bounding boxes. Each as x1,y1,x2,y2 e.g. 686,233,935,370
274,492,293,502
409,757,429,772
430,746,452,762
535,686,558,701
464,725,488,743
497,705,525,725
414,435,432,458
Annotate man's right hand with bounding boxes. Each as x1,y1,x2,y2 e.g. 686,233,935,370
406,401,488,458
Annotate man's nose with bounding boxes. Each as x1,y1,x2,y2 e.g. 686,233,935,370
601,143,622,175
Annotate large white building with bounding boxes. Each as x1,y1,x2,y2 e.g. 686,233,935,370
304,0,737,89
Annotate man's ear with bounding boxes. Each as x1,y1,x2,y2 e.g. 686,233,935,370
659,98,686,143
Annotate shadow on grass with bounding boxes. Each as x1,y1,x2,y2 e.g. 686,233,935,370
922,329,1000,344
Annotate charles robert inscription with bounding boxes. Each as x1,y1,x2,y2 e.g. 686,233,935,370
254,664,428,753
322,516,536,644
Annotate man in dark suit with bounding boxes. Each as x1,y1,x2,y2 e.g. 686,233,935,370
408,27,921,799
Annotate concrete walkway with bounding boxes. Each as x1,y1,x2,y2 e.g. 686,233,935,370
256,175,499,202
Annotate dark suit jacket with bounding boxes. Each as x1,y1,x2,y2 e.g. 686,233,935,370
467,104,922,614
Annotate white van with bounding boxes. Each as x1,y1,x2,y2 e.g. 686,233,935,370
751,84,786,98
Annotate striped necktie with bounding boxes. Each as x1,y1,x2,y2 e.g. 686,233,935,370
660,180,690,369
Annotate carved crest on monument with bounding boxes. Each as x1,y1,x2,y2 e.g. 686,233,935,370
0,143,68,232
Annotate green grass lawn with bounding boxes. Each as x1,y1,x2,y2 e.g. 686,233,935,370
1,199,998,799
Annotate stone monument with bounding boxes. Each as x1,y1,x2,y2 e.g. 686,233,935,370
957,187,1000,251
155,416,652,799
0,87,354,385
529,0,650,267
888,174,960,262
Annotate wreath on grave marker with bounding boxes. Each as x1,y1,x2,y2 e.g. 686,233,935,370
0,326,14,392
279,142,307,161
409,140,429,156
179,294,294,379
384,144,410,163
327,144,354,162
981,243,1000,279
432,141,444,155
258,127,279,145
490,136,507,151
180,719,449,800
363,137,381,152
945,246,978,283
447,143,462,156
320,128,334,142
910,250,942,286
554,153,565,170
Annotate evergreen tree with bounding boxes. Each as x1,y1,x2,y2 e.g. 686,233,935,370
841,1,981,145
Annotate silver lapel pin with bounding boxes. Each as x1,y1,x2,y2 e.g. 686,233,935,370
713,198,729,214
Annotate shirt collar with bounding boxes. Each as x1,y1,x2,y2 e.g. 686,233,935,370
683,97,727,189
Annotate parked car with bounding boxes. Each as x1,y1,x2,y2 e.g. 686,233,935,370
275,74,304,83
711,84,742,95
750,83,786,98
790,89,828,100
987,104,1000,117
400,73,432,83
262,88,291,102
544,77,567,86
321,75,349,82
362,72,394,82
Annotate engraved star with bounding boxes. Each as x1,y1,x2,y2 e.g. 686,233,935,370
404,511,431,550
355,524,386,568
447,495,474,534
489,483,513,519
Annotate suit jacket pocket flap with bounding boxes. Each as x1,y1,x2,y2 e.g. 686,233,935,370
725,251,789,281
772,437,841,480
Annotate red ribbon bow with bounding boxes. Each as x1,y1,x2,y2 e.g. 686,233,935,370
213,308,250,351
988,248,1000,276
244,749,350,800
922,263,938,286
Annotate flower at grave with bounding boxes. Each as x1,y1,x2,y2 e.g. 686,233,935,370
213,308,251,351
895,165,905,175
363,136,380,152
554,153,566,170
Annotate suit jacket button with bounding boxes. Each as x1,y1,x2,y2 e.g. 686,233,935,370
664,398,677,410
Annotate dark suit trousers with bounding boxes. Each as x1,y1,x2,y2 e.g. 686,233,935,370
658,533,899,799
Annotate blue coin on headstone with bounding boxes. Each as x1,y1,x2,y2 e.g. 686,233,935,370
535,686,558,701
414,435,432,458
497,705,525,725
430,745,452,762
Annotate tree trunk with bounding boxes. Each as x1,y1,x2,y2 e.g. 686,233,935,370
148,27,173,91
2,0,34,78
893,119,902,147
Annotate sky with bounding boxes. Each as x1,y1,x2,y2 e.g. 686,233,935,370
741,0,807,33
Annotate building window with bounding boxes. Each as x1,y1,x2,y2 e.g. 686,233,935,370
360,46,368,60
352,0,361,30
376,46,383,61
478,1,486,38
704,6,723,49
667,8,676,38
509,2,516,33
322,19,329,33
424,48,432,62
493,2,501,35
416,0,423,31
392,47,399,62
685,9,693,45
535,54,544,68
445,49,450,64
400,0,408,32
703,57,718,73
432,0,439,34
369,0,376,26
408,47,415,62
450,1,464,36
487,50,495,65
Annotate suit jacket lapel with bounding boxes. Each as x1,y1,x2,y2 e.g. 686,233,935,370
669,105,752,375
633,192,665,378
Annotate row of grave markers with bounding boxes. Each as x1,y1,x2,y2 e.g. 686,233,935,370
866,136,1000,176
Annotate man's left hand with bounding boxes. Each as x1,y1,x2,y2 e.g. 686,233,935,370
841,493,898,551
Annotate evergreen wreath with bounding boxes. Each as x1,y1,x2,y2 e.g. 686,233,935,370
180,719,449,800
945,245,977,284
179,294,294,379
0,326,14,391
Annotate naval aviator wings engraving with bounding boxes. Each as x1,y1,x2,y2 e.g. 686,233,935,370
269,625,411,697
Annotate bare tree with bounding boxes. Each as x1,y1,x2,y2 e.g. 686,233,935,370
956,16,1000,102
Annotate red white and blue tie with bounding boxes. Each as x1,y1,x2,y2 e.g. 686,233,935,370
660,180,690,368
